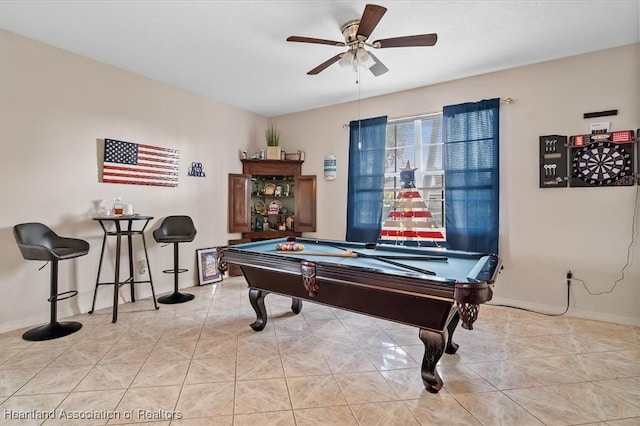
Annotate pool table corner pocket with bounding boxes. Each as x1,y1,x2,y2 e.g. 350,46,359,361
454,282,493,330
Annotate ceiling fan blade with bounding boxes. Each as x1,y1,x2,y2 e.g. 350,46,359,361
367,52,389,76
373,33,438,48
307,53,343,75
356,4,387,40
287,36,346,47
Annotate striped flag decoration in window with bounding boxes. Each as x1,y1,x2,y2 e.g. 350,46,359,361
102,138,179,187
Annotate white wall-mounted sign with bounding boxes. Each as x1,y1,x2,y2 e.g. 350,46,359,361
324,154,337,180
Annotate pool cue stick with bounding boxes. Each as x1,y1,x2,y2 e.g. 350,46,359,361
277,251,447,261
378,254,447,261
328,245,437,276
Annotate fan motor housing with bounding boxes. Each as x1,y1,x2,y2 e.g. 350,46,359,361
341,20,363,45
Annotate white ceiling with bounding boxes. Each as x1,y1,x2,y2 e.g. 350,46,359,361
1,1,638,117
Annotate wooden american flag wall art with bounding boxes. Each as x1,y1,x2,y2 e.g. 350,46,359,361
102,138,179,187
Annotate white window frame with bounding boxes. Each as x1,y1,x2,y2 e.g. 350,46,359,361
383,112,445,230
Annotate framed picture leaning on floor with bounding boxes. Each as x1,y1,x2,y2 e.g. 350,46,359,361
196,247,223,285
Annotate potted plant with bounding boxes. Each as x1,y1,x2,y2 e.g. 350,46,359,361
265,123,281,160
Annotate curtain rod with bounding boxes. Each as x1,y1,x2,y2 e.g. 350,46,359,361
342,97,513,128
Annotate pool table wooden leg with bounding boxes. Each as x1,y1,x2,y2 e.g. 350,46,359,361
446,311,460,354
249,288,267,331
418,328,447,393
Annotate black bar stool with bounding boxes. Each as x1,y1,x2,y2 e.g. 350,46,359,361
13,223,89,341
153,215,197,304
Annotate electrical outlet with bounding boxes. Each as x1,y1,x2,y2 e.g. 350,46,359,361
566,270,572,285
137,260,147,275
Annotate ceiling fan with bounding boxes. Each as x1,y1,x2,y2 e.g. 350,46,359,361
287,4,438,76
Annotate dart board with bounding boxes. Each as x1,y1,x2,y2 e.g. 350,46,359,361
571,141,633,187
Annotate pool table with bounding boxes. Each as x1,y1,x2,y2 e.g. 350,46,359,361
221,237,501,393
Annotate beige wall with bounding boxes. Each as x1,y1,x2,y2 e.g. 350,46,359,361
0,30,268,332
276,43,640,325
1,29,638,332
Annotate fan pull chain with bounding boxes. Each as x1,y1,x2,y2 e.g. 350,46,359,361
357,65,362,150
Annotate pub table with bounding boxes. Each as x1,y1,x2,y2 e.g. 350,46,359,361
89,215,159,322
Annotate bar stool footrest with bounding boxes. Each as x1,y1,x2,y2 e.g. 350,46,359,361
47,290,78,303
162,268,188,274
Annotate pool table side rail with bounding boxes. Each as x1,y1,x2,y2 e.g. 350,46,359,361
238,261,459,332
222,248,458,300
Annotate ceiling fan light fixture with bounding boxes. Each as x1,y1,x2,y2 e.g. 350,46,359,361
338,48,376,72
356,47,376,69
338,51,355,69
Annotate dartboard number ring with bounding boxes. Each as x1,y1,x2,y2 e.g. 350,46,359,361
572,142,632,186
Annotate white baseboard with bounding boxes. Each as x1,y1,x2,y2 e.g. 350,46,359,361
490,296,640,327
0,304,81,335
0,281,196,335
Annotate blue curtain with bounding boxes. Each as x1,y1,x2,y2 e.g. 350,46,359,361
346,116,387,242
443,99,500,254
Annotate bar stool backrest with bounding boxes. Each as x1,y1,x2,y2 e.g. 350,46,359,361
14,222,89,261
153,216,197,243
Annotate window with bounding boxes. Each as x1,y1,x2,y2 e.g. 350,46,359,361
381,113,446,241
348,99,499,252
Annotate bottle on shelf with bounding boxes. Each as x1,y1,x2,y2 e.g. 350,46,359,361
262,216,269,231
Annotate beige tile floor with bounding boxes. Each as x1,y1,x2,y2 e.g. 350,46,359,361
1,276,639,425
